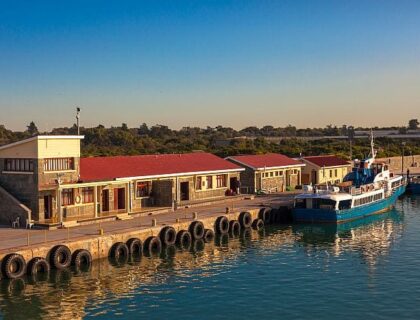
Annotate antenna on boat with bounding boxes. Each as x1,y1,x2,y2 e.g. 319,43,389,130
369,129,377,159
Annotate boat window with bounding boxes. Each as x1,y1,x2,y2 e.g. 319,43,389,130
338,200,352,210
295,199,306,208
313,198,336,210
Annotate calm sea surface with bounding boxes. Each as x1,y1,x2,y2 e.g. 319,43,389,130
1,195,419,320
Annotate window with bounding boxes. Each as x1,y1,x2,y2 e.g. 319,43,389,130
279,171,284,176
82,187,94,203
206,176,213,189
44,158,74,172
329,170,333,178
4,159,34,172
270,172,274,177
62,189,74,206
335,169,338,177
196,176,202,190
136,181,151,197
216,175,227,188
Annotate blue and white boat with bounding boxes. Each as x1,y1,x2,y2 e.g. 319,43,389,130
293,133,406,223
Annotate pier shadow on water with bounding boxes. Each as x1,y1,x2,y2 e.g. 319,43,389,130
0,199,412,320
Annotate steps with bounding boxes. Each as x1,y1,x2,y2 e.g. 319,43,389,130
116,213,133,221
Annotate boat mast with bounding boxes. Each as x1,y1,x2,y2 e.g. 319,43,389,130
369,129,377,159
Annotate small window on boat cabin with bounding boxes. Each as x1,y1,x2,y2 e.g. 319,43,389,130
295,198,306,208
334,169,338,177
312,198,336,210
338,200,352,210
329,170,333,178
270,172,274,177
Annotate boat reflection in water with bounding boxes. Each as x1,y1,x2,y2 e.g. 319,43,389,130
0,209,405,319
292,209,404,267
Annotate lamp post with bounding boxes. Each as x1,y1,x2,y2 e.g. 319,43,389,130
401,142,406,175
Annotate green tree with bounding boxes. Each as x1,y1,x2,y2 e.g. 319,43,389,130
408,119,419,130
27,121,39,136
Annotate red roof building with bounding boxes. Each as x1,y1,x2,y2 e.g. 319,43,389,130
301,155,349,168
80,152,243,182
225,153,304,193
226,153,304,170
300,155,351,185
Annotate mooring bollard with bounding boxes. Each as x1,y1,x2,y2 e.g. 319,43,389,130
152,219,157,227
225,207,230,214
192,212,198,220
98,228,104,236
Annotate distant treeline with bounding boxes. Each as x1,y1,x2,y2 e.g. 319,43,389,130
1,122,419,160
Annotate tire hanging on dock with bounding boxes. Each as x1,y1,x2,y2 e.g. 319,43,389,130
238,211,252,229
144,236,162,256
229,220,241,236
189,221,205,240
191,239,205,252
215,216,229,234
49,245,72,270
203,229,215,243
251,218,264,231
159,226,177,246
258,207,272,224
109,242,129,260
1,254,26,279
72,249,92,271
27,257,50,277
126,238,143,256
176,230,192,250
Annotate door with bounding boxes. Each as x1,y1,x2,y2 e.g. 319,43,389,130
230,177,238,193
102,189,109,212
117,188,126,210
311,170,317,185
180,182,189,201
44,195,52,219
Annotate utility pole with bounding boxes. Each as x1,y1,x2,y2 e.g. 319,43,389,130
401,141,406,175
76,107,81,135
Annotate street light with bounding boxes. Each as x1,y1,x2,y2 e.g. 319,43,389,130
401,142,406,175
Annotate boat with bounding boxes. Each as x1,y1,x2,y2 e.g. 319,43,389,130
407,175,420,194
292,132,406,223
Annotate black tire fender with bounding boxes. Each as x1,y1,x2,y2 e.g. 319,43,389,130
50,245,72,270
159,226,177,246
238,211,252,229
126,238,143,256
203,229,215,243
27,257,50,276
215,216,229,234
189,221,205,240
2,254,26,279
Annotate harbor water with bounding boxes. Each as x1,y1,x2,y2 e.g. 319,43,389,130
0,195,419,320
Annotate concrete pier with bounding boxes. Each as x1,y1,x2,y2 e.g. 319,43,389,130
0,194,295,271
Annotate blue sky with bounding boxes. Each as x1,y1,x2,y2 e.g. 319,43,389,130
1,0,419,130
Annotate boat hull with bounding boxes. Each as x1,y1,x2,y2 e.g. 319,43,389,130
292,185,406,223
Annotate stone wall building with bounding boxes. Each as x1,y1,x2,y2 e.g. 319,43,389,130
300,155,351,185
0,136,243,226
226,153,304,193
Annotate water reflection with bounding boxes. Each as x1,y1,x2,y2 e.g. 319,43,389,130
293,210,404,268
0,205,408,320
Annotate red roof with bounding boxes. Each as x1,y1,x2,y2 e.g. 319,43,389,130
227,153,303,170
79,152,242,182
303,155,349,167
